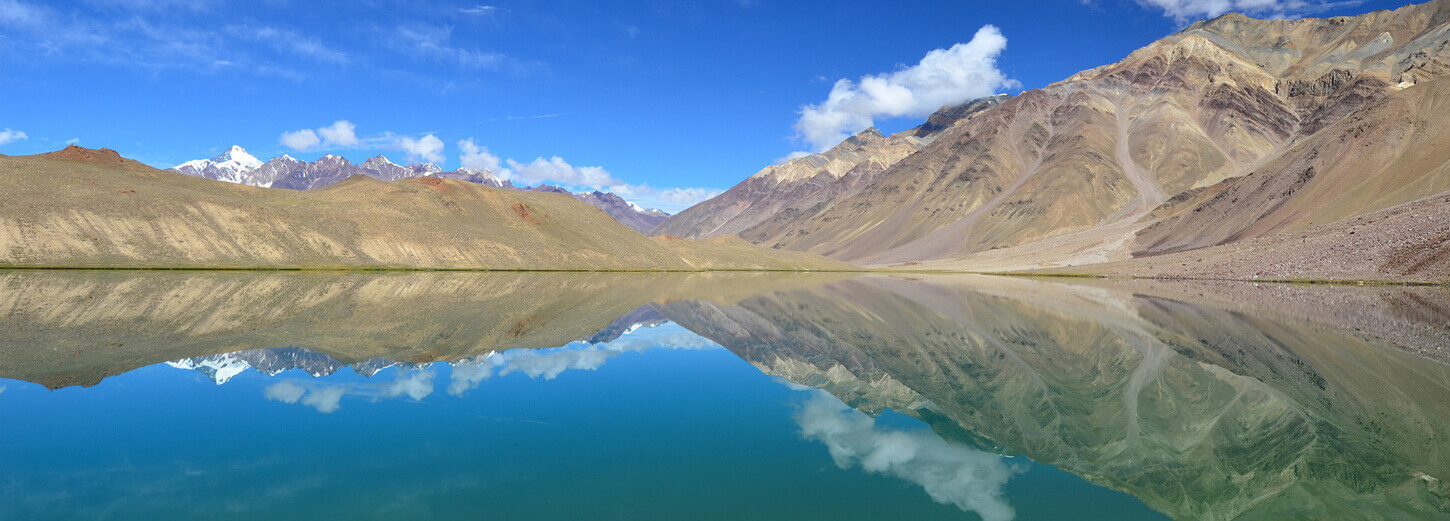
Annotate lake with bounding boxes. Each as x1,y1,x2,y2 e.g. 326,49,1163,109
1,271,1447,520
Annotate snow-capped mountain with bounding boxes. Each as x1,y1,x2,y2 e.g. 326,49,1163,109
572,190,670,233
167,347,422,384
169,147,506,190
167,146,669,231
171,145,265,185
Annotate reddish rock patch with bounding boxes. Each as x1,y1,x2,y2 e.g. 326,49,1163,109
41,145,128,167
511,202,539,223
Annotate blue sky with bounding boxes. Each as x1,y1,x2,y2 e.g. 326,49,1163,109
0,0,1409,211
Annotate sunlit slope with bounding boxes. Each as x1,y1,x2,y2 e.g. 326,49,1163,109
0,147,848,270
1133,73,1450,258
662,0,1450,273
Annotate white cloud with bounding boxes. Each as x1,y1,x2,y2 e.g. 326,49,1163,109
795,25,1016,152
281,120,358,151
263,369,437,414
383,371,434,401
397,133,445,163
396,24,507,70
317,120,359,147
447,323,720,396
279,128,321,151
796,391,1024,521
459,4,498,14
226,24,350,64
263,380,307,404
0,0,43,26
775,150,814,164
65,137,80,145
610,184,723,212
1135,0,1348,21
456,137,717,211
0,128,28,145
300,385,345,413
506,156,618,187
457,138,502,172
280,122,445,163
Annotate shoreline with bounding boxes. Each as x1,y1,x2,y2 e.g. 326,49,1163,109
2,264,1445,286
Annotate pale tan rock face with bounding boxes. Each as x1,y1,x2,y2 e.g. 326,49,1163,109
665,0,1450,274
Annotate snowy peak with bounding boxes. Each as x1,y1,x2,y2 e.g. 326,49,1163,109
213,145,262,170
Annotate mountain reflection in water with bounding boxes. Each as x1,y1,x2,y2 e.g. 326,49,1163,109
1,270,1447,520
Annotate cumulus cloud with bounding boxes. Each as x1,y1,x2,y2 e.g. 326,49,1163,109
263,380,307,404
457,136,720,211
796,391,1024,521
280,120,361,151
506,156,617,187
611,184,723,211
448,323,720,396
0,128,28,145
397,133,445,164
264,369,437,414
457,138,503,172
795,25,1016,152
317,120,359,147
1135,0,1348,22
278,121,444,163
300,385,346,413
383,371,435,401
279,128,321,151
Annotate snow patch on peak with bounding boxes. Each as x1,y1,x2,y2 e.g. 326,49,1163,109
212,145,262,170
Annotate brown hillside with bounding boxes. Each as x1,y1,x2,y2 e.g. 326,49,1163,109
0,148,850,271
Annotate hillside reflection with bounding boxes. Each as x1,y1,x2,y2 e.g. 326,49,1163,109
2,270,1447,520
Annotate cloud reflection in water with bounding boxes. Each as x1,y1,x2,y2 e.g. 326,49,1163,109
795,390,1024,521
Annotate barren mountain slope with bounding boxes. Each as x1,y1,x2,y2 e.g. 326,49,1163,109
672,0,1450,270
0,147,847,270
1134,74,1450,257
651,95,1007,240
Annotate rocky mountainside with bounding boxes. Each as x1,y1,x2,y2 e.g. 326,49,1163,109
661,0,1450,279
575,191,669,232
169,147,668,232
0,147,846,271
168,347,410,384
170,147,508,190
652,95,1007,240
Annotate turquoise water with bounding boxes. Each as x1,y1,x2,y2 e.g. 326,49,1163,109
1,324,1165,521
4,271,1448,520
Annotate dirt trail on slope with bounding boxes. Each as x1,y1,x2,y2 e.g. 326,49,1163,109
1109,98,1168,222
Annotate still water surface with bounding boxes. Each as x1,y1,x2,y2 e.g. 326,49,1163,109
1,271,1447,520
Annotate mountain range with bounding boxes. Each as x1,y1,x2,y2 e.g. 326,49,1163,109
0,146,845,270
169,146,668,233
654,0,1450,282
